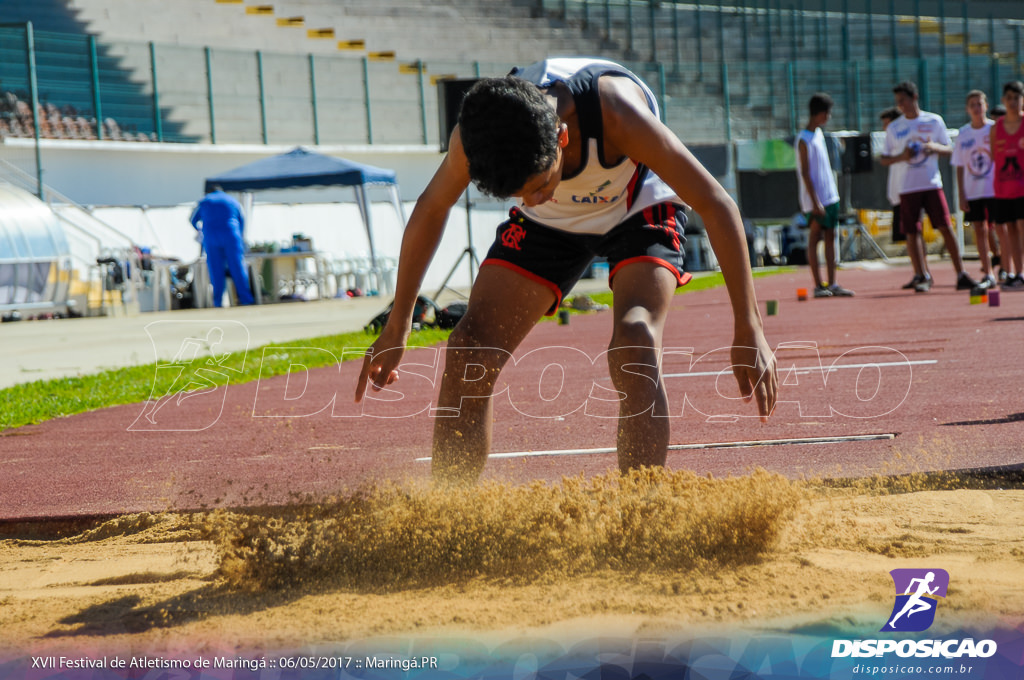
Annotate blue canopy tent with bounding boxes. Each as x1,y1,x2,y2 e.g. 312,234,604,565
203,147,406,280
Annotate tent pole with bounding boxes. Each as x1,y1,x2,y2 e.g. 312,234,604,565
355,184,380,294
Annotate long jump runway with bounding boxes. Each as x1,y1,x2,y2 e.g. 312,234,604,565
2,263,1022,524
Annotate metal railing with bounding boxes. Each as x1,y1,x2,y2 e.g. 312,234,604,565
1,12,1022,150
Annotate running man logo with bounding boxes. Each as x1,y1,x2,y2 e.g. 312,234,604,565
881,568,950,632
128,320,249,432
501,222,527,251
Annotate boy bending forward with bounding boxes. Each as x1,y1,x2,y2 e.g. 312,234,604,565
356,59,778,484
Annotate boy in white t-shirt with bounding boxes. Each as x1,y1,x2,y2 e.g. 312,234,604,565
952,90,999,289
881,81,976,293
796,93,853,297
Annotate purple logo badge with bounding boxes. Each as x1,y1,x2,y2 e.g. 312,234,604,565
881,568,949,632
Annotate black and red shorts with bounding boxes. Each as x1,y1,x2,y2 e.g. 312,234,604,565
482,203,692,315
964,197,996,224
991,196,1024,224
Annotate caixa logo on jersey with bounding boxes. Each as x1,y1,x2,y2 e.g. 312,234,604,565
882,568,949,632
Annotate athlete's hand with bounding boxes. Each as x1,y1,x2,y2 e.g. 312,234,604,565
355,324,408,402
731,327,777,422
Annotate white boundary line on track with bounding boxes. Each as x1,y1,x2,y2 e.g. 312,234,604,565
663,359,936,379
415,433,897,462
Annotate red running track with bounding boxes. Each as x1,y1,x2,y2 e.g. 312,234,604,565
1,264,1022,524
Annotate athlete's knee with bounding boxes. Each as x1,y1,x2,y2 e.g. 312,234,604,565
610,314,658,354
607,318,660,389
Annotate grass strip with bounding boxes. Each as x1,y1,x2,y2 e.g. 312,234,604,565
0,328,449,431
0,267,793,431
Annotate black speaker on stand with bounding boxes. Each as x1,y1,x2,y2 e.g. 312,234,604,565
839,134,888,262
435,78,482,299
842,134,873,175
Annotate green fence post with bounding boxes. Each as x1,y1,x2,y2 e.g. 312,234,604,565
866,0,874,117
88,35,104,141
657,61,667,123
672,1,681,71
787,62,797,136
962,1,968,95
717,0,725,66
843,0,852,128
205,47,216,144
149,42,163,142
918,58,929,110
696,1,704,81
914,0,922,60
766,7,775,108
1016,25,1022,82
990,53,999,104
362,56,373,144
798,0,805,41
24,22,43,197
649,0,658,63
309,54,320,146
722,61,732,142
939,0,947,121
604,0,611,43
741,0,750,92
854,60,863,130
790,4,797,62
256,49,267,144
626,0,634,57
988,15,997,99
842,0,850,65
890,0,898,84
417,60,428,145
818,0,826,88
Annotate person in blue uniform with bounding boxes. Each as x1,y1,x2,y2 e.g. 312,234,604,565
190,185,254,307
355,59,778,484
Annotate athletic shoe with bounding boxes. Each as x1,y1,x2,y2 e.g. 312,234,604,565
902,274,924,290
914,276,933,293
827,283,855,297
813,284,832,298
977,274,997,290
956,272,979,290
1002,275,1024,291
998,268,1009,283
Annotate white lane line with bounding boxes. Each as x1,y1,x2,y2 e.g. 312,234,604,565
663,359,936,379
415,433,896,462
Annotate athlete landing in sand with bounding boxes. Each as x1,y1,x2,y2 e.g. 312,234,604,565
355,59,778,484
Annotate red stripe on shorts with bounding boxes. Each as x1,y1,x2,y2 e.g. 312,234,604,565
609,256,692,288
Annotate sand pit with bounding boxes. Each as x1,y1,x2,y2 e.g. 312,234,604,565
1,468,1022,665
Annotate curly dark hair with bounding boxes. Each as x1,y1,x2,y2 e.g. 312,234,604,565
457,76,561,198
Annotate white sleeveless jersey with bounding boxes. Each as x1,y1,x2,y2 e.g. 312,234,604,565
511,58,685,235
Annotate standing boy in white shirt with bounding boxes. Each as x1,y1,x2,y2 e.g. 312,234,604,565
880,81,976,293
795,93,853,297
952,89,998,289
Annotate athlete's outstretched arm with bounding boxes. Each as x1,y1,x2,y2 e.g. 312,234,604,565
355,129,470,402
599,76,777,420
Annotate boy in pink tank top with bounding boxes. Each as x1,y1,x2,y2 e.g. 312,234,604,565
991,80,1024,290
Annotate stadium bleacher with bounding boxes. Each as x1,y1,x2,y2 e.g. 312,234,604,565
0,0,1021,146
